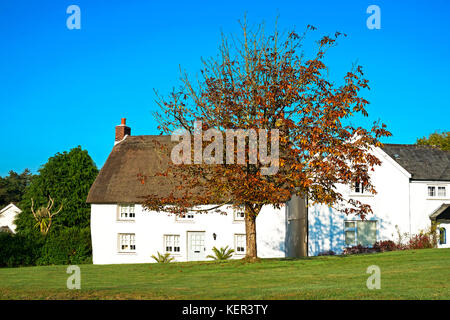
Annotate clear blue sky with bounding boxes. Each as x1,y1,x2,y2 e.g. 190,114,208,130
1,0,449,175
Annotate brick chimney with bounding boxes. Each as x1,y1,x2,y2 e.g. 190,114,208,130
115,118,131,144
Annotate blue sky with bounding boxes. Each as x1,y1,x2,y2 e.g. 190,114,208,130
0,0,449,175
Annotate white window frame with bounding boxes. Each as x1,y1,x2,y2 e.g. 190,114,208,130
175,212,195,222
118,233,136,253
233,211,245,222
234,234,246,255
349,182,373,197
344,220,377,247
118,204,135,221
427,185,447,199
164,234,181,254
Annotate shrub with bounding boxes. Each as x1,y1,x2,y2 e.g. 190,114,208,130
151,252,175,263
37,227,92,265
407,233,436,250
318,250,335,256
373,240,399,252
207,246,235,260
343,244,376,255
0,233,43,267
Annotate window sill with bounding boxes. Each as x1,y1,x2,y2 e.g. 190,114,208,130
117,251,137,255
175,220,195,223
116,219,136,223
427,197,449,200
165,253,182,257
349,194,374,197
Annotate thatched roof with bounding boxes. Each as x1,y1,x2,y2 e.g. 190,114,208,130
381,144,450,181
87,135,189,204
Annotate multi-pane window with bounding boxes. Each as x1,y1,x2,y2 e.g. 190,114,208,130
344,220,377,247
428,186,447,198
118,233,136,252
235,234,246,254
177,213,194,220
428,186,436,197
119,204,135,220
234,211,245,221
164,235,181,253
354,182,365,194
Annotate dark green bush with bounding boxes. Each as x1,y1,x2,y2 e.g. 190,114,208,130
0,227,92,267
0,233,43,267
37,227,92,265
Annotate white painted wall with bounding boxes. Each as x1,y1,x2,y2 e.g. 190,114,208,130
0,203,21,233
309,147,412,256
308,147,450,256
91,203,286,264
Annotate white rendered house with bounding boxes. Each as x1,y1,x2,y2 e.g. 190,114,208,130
0,203,21,234
87,119,450,264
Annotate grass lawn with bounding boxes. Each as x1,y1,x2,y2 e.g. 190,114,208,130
0,248,449,300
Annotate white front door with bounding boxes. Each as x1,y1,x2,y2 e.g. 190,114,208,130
187,231,206,261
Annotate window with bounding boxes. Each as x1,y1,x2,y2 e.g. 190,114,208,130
164,235,181,253
119,204,135,220
235,234,246,254
177,213,194,220
352,182,370,195
234,211,245,221
118,233,136,252
439,228,446,245
344,220,377,247
428,186,436,197
428,186,447,198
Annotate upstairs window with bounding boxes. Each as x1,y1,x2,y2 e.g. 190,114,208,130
344,220,377,247
176,212,194,221
428,186,447,198
164,235,181,253
234,211,245,221
354,182,365,194
119,204,135,220
428,186,436,197
118,233,136,252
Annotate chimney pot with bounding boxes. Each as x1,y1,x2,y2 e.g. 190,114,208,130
121,118,126,125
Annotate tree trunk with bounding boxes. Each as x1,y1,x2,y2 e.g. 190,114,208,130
244,204,258,259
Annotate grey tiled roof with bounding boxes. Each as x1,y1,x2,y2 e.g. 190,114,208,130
381,144,450,181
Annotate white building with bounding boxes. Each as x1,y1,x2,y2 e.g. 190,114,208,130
87,119,450,264
0,203,21,234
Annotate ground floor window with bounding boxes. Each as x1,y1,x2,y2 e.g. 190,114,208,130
234,234,246,254
344,220,377,247
164,235,181,253
439,227,446,245
118,233,136,252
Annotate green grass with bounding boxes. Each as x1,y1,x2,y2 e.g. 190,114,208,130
1,248,449,299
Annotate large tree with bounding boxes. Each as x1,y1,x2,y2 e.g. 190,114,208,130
15,146,98,235
143,20,391,259
0,169,33,208
417,131,450,151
